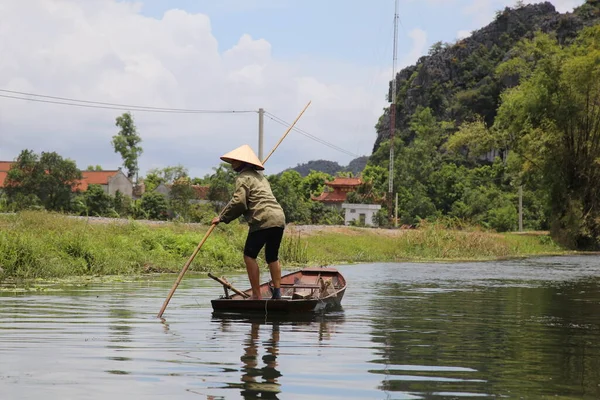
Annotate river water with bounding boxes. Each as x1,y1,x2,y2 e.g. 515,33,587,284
1,255,599,399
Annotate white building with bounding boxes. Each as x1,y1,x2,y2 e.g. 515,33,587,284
341,203,382,227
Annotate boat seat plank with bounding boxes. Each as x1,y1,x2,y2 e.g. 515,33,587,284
280,283,322,289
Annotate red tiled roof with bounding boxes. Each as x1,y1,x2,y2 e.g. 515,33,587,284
192,185,209,200
162,183,210,200
0,162,125,192
77,171,122,191
325,177,362,187
0,161,14,171
311,191,348,203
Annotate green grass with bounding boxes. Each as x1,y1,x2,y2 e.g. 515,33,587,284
302,223,566,264
0,211,569,282
0,211,248,281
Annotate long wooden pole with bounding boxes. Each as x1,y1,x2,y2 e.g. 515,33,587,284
157,100,312,318
261,101,311,165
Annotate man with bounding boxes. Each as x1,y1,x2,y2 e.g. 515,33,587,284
211,144,286,300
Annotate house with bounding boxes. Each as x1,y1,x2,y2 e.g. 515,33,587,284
341,203,382,227
311,177,362,209
78,170,133,198
0,161,134,198
0,161,12,189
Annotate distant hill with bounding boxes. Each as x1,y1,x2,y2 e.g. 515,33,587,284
283,156,369,177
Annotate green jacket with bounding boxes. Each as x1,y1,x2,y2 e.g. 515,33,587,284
220,169,286,232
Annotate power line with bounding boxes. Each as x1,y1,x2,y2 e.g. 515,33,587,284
0,88,361,157
265,111,360,158
0,89,256,114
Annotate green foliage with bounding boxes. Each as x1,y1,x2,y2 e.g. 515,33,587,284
207,163,236,206
268,171,310,224
169,176,195,221
143,173,163,193
112,191,131,217
307,202,344,225
0,211,248,280
0,212,566,281
189,202,216,224
144,165,188,192
140,192,168,220
494,27,600,247
83,184,113,216
112,112,143,180
299,170,333,199
86,165,103,171
279,233,309,265
445,116,499,160
367,11,600,238
4,150,82,212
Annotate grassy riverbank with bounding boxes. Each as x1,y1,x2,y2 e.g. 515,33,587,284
0,211,567,282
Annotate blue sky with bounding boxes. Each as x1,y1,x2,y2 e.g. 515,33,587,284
137,0,583,67
0,0,585,177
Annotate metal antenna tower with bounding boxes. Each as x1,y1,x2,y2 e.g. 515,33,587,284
388,0,399,225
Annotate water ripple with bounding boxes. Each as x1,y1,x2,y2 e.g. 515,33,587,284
1,256,600,399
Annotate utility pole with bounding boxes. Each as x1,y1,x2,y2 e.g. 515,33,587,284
258,108,264,160
388,0,399,226
395,192,398,228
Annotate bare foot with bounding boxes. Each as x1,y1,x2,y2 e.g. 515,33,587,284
247,295,262,300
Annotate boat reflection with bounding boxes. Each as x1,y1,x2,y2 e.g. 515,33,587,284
211,312,345,399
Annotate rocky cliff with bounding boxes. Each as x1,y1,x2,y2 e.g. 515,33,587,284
372,1,600,153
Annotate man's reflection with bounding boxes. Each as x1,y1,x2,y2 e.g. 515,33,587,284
212,312,345,399
239,321,281,399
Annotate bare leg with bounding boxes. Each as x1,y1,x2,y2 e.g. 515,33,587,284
244,255,262,299
268,260,281,288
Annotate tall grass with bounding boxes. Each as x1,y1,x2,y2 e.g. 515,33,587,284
0,211,567,282
0,211,247,281
302,222,565,265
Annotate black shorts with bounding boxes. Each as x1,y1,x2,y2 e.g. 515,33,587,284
244,227,284,263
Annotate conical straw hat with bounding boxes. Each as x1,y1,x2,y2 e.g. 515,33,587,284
220,144,264,170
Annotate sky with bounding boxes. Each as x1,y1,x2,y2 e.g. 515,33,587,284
0,0,585,178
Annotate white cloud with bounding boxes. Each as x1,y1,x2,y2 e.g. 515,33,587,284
0,0,385,177
400,28,428,68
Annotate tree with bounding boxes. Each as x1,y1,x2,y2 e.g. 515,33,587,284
86,165,103,171
268,171,310,224
5,150,82,211
140,192,168,220
207,163,236,208
113,190,131,217
170,176,195,221
112,112,143,181
445,116,499,160
299,170,333,200
84,184,112,216
143,165,188,192
146,165,188,183
493,27,600,247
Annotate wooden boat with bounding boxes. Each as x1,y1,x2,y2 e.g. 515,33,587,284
209,267,346,314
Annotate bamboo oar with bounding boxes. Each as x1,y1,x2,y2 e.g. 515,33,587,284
157,100,312,318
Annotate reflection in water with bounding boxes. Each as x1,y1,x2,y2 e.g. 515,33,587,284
238,321,281,399
211,313,345,399
105,296,135,375
368,277,600,398
2,257,600,399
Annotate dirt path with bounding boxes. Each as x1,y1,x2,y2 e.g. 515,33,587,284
70,216,410,237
